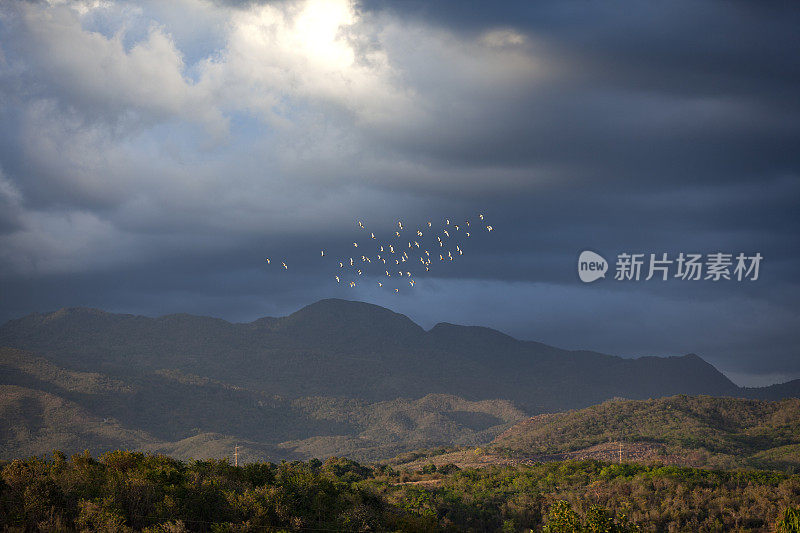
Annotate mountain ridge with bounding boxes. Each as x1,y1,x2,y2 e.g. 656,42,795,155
0,299,745,366
1,298,794,415
1,296,798,465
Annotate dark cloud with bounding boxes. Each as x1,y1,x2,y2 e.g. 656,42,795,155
0,0,798,386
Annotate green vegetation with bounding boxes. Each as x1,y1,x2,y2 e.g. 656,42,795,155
491,395,800,472
1,451,798,531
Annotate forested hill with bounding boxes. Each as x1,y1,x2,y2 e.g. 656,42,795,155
490,395,800,471
2,299,792,415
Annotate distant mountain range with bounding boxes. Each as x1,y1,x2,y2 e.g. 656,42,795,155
1,298,797,462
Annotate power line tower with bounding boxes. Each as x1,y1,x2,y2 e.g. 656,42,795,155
234,445,239,467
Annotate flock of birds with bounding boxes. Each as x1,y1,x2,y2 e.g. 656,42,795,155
265,213,495,292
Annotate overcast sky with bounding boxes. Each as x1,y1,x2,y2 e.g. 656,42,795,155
0,0,798,386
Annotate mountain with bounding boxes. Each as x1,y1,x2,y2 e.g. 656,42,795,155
744,379,800,401
2,298,780,414
0,346,526,462
394,395,800,473
0,299,797,462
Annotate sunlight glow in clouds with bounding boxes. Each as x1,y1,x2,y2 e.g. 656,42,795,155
0,0,547,277
204,0,411,126
1,0,798,384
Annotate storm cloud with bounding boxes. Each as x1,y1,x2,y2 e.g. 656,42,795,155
0,0,798,385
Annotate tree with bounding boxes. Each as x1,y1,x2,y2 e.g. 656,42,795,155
777,506,800,533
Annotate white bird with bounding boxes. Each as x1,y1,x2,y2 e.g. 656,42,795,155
399,271,403,276
427,221,432,227
406,271,411,277
446,219,450,225
350,258,354,266
409,280,415,286
385,270,390,276
357,269,362,275
395,231,401,237
398,221,403,230
414,241,420,247
466,220,470,227
395,288,399,293
321,250,325,257
487,225,493,231
479,213,484,220
265,258,270,264
389,245,394,253
417,231,423,237
444,230,449,237
358,220,364,228
439,254,444,261
378,282,382,287
282,262,287,269
371,232,376,239
335,276,340,282
466,232,470,237
454,225,459,231
353,242,358,247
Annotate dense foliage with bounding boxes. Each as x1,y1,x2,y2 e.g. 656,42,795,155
1,451,798,532
493,395,800,472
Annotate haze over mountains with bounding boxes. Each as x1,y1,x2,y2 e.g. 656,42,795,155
1,298,797,462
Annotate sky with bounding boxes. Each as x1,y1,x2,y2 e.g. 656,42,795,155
0,0,798,387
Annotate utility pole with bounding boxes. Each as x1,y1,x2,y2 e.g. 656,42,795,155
618,442,623,464
234,445,239,467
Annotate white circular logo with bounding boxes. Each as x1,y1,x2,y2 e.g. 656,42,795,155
578,251,608,283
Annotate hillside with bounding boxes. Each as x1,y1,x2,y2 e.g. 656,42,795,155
0,347,525,462
2,299,790,415
1,299,798,464
400,396,800,472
